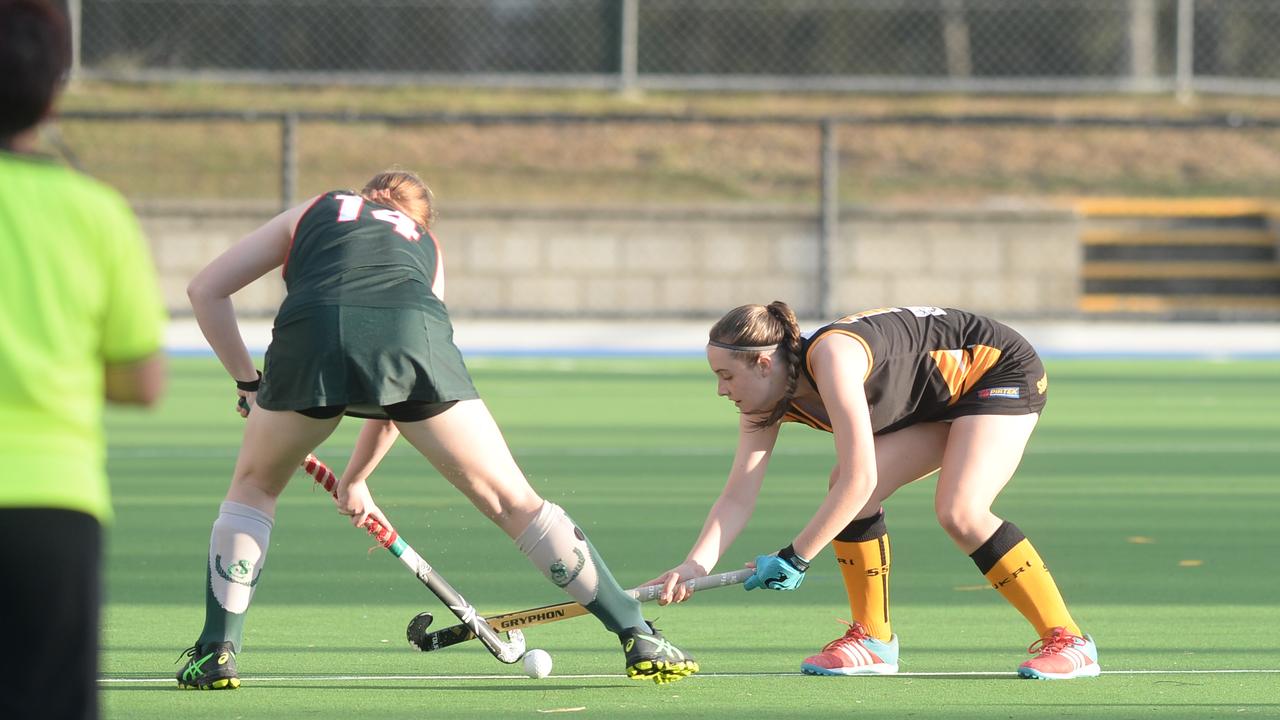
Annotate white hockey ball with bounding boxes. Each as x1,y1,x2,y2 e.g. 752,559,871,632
522,649,553,679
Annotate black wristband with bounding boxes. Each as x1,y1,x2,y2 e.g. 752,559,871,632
235,370,262,392
777,544,811,573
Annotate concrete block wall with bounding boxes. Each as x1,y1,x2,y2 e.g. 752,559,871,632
832,207,1081,317
439,206,821,317
139,202,1080,320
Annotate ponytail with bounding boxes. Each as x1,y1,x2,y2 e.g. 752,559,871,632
758,301,803,429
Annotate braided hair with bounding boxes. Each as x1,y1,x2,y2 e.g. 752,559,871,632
708,301,803,429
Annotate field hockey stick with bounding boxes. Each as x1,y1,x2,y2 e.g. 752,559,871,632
406,568,753,653
296,454,527,664
236,398,523,661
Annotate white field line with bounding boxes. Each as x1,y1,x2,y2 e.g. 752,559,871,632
102,668,1280,684
107,443,1280,460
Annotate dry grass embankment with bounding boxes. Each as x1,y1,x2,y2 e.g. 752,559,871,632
47,82,1280,207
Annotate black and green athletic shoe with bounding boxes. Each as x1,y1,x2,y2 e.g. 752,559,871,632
176,641,240,690
619,622,698,685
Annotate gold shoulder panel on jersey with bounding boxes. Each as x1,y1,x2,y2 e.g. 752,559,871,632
805,328,874,384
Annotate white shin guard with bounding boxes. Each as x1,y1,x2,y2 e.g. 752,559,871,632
207,500,273,614
515,502,600,606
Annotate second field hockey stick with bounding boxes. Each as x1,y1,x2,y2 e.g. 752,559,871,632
406,568,754,653
297,453,528,664
236,397,525,663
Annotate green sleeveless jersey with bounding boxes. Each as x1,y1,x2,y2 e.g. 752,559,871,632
256,190,477,413
280,191,442,319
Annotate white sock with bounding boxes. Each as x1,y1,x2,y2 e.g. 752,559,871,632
208,501,273,614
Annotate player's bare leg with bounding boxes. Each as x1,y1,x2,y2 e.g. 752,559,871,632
939,414,1097,679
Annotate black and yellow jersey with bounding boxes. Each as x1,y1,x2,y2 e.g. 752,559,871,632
279,191,442,320
788,306,1046,435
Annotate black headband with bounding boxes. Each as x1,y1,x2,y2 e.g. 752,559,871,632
707,340,779,353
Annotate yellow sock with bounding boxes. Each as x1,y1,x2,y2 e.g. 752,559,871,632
832,512,892,642
972,521,1080,638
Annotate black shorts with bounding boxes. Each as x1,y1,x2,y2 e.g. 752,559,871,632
0,508,101,720
296,399,460,422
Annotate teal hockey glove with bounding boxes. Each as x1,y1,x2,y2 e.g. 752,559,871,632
744,545,810,591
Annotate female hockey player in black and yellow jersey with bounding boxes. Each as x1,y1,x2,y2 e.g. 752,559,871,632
651,302,1097,680
177,170,695,690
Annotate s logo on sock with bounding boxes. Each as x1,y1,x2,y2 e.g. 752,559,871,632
214,555,261,587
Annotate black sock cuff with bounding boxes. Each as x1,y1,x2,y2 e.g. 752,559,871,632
969,521,1026,575
834,510,887,543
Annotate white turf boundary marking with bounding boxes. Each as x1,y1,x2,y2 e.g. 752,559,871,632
102,668,1279,684
108,442,1280,460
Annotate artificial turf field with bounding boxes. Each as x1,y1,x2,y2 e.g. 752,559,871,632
100,356,1280,719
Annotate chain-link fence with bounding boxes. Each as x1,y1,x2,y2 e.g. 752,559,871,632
63,0,1280,96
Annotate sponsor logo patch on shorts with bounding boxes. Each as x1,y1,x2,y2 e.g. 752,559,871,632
977,387,1022,399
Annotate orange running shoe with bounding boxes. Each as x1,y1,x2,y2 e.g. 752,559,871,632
800,620,899,676
1018,627,1100,680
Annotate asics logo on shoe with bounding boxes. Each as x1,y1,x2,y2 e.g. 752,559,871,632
182,653,215,681
217,652,229,665
636,634,685,660
624,639,635,653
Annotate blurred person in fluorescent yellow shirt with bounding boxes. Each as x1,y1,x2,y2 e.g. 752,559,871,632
0,1,167,717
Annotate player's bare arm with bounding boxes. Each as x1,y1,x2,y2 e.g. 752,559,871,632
790,333,878,560
187,199,317,390
335,420,401,530
655,414,779,604
104,350,167,407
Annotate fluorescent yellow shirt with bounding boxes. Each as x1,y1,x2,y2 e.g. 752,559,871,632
0,150,166,523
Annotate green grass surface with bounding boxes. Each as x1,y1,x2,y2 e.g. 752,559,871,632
101,357,1280,718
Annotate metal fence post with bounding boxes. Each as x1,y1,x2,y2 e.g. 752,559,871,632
1176,0,1195,103
818,119,838,319
941,0,972,82
281,112,298,211
1128,0,1157,89
67,0,81,79
619,0,639,94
